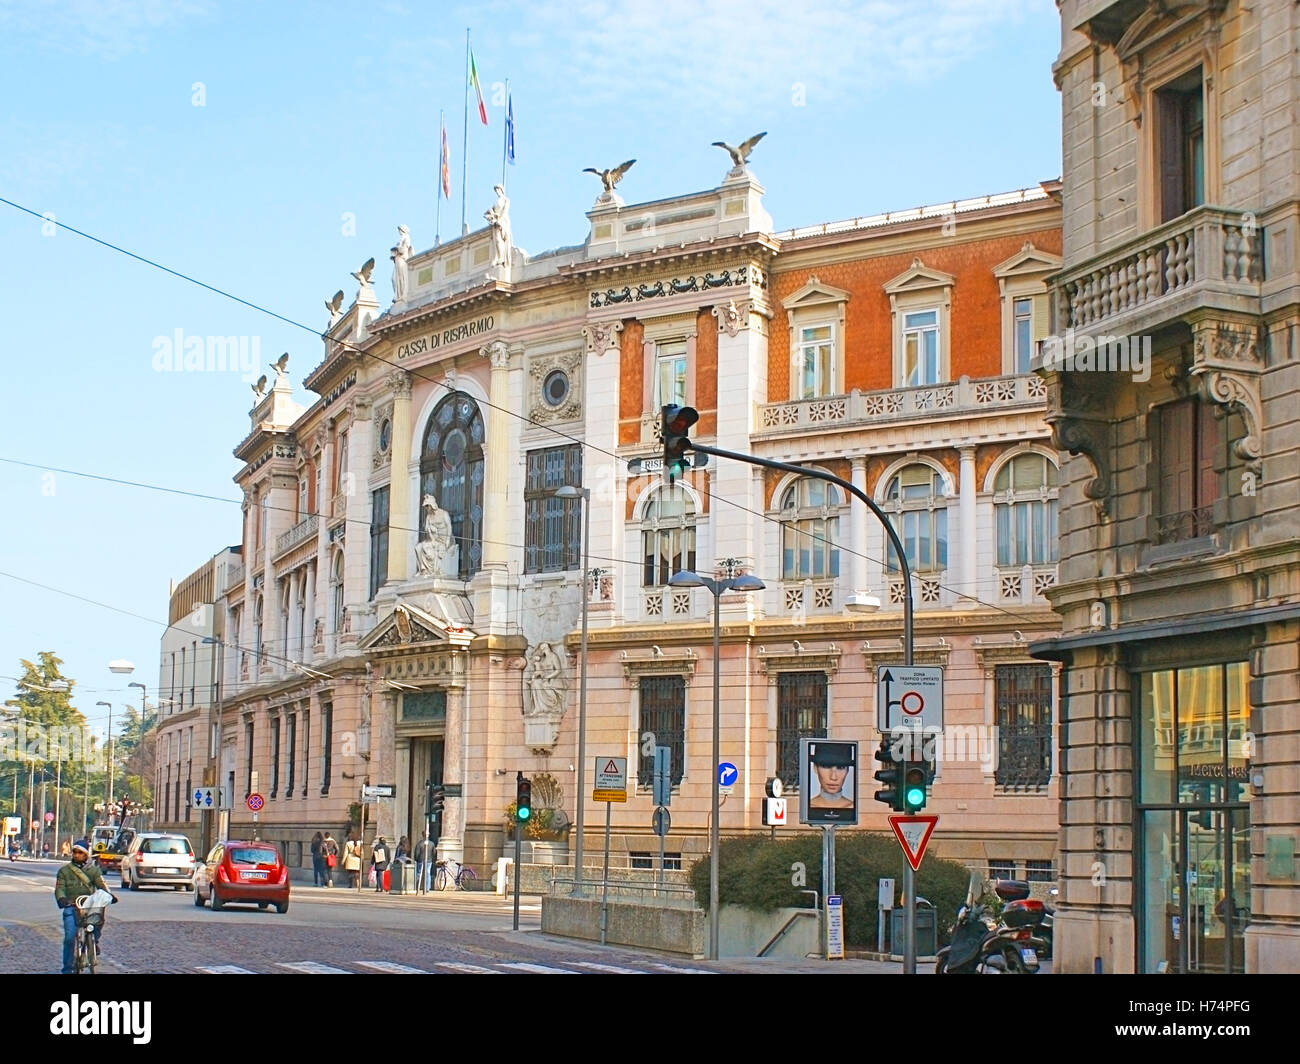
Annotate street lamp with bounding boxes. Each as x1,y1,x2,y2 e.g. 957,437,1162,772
668,567,766,961
95,703,113,821
555,483,592,892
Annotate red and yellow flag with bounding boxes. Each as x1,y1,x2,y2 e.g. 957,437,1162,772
440,117,451,199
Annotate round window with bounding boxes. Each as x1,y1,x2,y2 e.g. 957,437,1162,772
542,369,570,408
378,419,392,453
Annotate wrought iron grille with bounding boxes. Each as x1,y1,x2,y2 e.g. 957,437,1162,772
995,664,1052,789
1156,505,1215,544
638,676,685,788
777,671,828,791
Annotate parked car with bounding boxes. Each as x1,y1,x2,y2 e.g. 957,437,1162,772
194,840,290,913
120,832,196,891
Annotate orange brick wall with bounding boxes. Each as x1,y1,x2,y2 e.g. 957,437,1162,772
618,318,645,446
694,308,718,437
769,226,1063,398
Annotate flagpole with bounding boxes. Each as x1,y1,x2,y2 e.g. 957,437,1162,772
461,28,470,236
436,108,443,247
501,79,509,192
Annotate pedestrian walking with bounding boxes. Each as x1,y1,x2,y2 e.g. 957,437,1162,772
414,832,435,894
310,831,324,886
343,835,362,888
321,832,339,888
371,836,390,892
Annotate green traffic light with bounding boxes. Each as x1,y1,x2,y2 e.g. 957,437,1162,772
517,806,530,820
903,766,927,812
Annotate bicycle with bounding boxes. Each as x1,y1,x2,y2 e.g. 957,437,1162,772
434,856,476,891
73,894,111,974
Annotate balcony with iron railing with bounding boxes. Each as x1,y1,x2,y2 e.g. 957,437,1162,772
755,373,1045,438
274,514,319,558
1051,205,1262,338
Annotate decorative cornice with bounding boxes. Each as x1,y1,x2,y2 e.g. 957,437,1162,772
623,650,697,685
590,264,761,309
860,640,951,672
757,644,841,679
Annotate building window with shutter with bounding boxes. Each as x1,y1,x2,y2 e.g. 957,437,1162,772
369,486,389,598
524,444,583,574
1156,68,1205,223
637,676,685,788
269,717,280,798
642,484,696,587
777,672,828,791
1154,397,1220,544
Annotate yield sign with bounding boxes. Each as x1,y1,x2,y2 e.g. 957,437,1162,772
888,814,938,871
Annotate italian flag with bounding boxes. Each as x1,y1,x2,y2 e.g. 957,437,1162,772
469,49,488,125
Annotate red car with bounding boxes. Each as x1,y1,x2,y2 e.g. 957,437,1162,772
194,840,290,913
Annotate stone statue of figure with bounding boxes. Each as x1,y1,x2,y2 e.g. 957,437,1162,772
391,225,412,303
484,185,511,269
414,493,456,577
522,641,567,719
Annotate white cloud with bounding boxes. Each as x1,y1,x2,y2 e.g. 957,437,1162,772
0,0,210,61
504,0,1038,113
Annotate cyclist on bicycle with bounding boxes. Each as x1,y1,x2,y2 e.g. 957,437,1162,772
54,842,116,974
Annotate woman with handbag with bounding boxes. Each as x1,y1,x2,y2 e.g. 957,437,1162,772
321,833,339,888
371,836,389,892
342,835,362,888
310,832,324,886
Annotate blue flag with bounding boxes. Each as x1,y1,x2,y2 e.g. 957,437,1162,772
506,94,515,165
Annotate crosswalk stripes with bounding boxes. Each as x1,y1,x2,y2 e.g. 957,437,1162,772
276,960,353,974
434,961,501,974
498,962,578,974
196,964,256,974
355,961,429,974
570,962,647,974
649,962,712,974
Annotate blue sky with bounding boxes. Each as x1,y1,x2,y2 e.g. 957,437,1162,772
0,0,1061,741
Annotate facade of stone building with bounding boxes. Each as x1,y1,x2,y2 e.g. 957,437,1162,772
1035,0,1300,973
196,161,1069,890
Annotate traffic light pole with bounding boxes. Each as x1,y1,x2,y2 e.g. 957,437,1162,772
678,437,917,973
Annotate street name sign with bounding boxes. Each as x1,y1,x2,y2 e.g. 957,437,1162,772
877,665,944,731
361,784,395,802
594,757,628,803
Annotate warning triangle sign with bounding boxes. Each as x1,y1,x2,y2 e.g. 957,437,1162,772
603,759,620,773
888,814,938,871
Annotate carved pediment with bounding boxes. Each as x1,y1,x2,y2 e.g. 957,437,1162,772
884,258,955,296
993,242,1063,280
360,599,471,651
781,275,850,312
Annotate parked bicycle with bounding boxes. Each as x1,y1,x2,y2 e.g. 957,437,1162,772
73,893,112,974
434,856,476,891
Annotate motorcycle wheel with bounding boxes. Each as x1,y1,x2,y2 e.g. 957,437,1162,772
934,955,948,975
999,945,1029,973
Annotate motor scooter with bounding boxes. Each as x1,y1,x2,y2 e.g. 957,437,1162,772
936,873,1041,974
994,879,1053,960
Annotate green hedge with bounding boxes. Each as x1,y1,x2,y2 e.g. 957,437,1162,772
688,832,973,950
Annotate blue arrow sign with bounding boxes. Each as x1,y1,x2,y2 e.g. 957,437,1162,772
193,790,203,807
718,762,738,787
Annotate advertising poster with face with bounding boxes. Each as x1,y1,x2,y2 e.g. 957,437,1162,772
800,738,859,825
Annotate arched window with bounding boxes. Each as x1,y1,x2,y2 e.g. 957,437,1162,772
885,465,948,574
642,485,697,587
780,478,842,580
253,595,264,664
994,453,1059,566
331,553,345,633
419,393,485,581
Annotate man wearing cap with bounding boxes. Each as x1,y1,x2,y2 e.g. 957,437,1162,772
809,746,854,810
54,842,115,974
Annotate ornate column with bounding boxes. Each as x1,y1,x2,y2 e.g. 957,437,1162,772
850,457,868,595
959,446,977,601
481,341,511,569
386,371,413,585
438,670,466,863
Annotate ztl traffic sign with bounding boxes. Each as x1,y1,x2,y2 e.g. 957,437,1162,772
877,665,944,731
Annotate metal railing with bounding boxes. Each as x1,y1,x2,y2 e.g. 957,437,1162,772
547,877,698,908
275,514,319,556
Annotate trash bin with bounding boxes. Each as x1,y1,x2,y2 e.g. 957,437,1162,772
890,905,938,956
389,857,415,895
